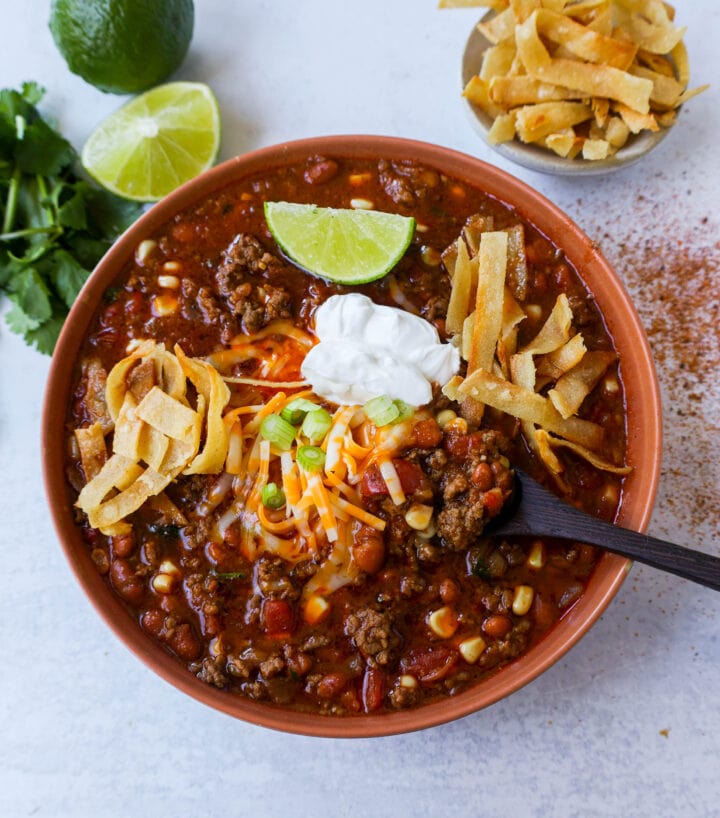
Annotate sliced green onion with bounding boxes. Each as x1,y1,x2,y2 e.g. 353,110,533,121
364,395,400,426
261,482,286,509
280,397,320,425
392,399,415,423
297,445,326,471
260,413,296,451
301,407,332,443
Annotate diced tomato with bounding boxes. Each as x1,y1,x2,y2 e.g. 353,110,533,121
261,598,294,637
443,431,470,458
393,459,427,495
360,459,428,498
361,463,388,497
399,646,458,685
362,667,386,712
412,418,443,449
482,487,505,516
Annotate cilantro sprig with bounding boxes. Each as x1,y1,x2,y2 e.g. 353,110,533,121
0,82,143,353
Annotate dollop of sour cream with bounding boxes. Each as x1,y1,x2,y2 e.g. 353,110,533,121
301,293,460,406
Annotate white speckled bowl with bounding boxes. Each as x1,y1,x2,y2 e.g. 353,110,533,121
461,14,674,176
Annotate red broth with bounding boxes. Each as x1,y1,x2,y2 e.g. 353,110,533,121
66,155,626,714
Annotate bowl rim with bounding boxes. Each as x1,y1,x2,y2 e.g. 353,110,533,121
42,134,662,737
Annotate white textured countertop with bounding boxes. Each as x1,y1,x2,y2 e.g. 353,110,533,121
1,2,719,816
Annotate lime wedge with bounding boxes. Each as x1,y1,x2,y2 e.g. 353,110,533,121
264,202,416,284
81,82,221,201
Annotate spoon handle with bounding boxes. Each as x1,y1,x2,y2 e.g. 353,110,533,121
495,474,720,591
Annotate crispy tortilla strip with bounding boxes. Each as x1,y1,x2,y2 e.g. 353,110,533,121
536,333,587,381
488,111,517,144
111,392,144,461
549,350,616,418
536,8,638,69
515,101,592,142
105,340,156,422
533,428,566,474
520,293,573,355
516,12,653,113
88,468,176,531
446,238,476,335
462,311,476,362
613,4,685,55
582,138,610,160
176,346,231,474
137,424,170,471
76,454,143,513
540,430,632,474
604,116,631,147
480,40,517,81
477,7,516,44
497,286,527,375
630,64,684,107
135,386,201,441
74,422,108,482
463,214,495,256
160,349,187,402
545,132,585,158
439,0,508,8
670,39,689,86
463,76,504,119
505,224,529,301
468,231,508,374
458,368,605,450
490,76,582,107
614,102,659,133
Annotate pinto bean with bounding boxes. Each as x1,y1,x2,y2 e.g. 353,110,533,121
109,558,144,605
316,672,347,699
304,158,339,185
482,614,512,639
352,525,386,574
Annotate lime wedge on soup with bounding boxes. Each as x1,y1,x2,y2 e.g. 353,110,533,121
81,82,221,201
264,201,415,284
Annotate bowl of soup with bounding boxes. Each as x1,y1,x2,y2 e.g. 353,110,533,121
43,135,661,736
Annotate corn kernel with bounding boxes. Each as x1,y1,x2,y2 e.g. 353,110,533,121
349,172,371,185
240,192,253,201
602,483,619,506
512,585,535,616
604,374,619,394
157,274,180,289
152,573,176,594
304,594,330,626
420,245,440,265
525,304,543,321
415,222,429,233
350,198,374,210
152,294,178,317
436,409,457,429
158,559,180,576
527,540,545,570
459,636,487,664
444,416,468,434
209,636,225,657
405,503,434,531
135,239,157,263
450,184,466,198
399,674,418,689
427,606,459,639
415,520,437,541
162,260,182,273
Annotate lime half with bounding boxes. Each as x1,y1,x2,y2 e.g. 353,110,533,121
264,202,416,284
81,82,221,201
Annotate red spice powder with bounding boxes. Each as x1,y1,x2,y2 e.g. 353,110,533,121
581,201,719,547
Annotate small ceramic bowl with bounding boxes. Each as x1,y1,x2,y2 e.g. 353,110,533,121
461,16,673,176
42,135,662,737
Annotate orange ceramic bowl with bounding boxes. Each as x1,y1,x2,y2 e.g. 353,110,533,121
42,136,661,737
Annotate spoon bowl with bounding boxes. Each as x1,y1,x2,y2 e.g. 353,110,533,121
490,471,720,591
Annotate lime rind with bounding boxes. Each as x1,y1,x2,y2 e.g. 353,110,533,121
264,202,416,285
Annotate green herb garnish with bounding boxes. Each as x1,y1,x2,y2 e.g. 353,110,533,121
211,571,247,581
148,523,182,538
0,83,143,353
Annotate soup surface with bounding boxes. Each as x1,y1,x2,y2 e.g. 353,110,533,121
66,155,627,714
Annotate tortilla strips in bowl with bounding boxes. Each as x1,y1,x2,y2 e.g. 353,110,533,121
441,215,631,491
447,0,708,167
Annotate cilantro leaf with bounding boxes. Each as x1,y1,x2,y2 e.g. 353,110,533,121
0,83,143,354
51,249,89,308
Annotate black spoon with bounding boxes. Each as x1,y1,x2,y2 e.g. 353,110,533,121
487,470,720,592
